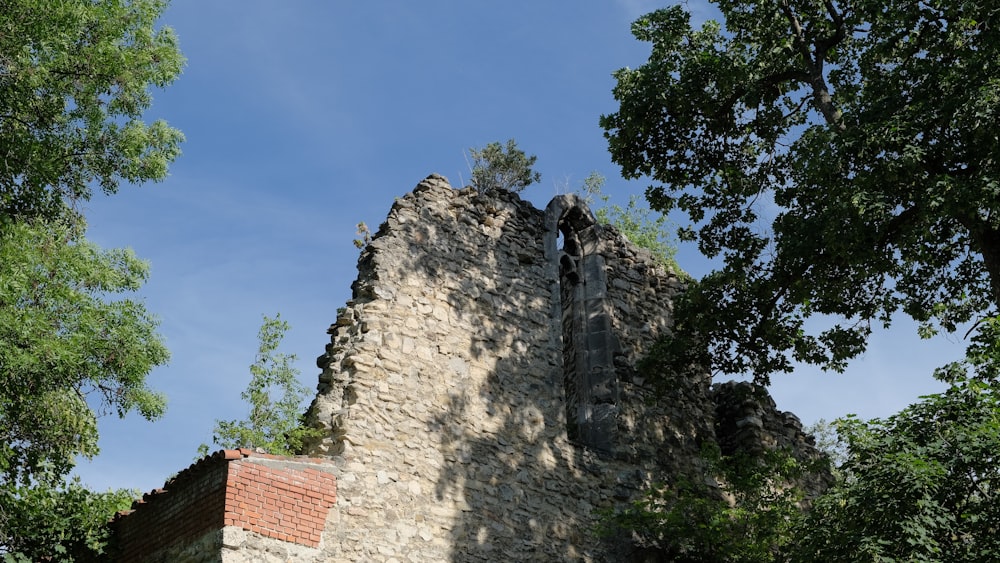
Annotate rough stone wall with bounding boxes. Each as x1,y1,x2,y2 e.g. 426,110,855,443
712,381,835,498
219,527,327,563
546,195,714,474
302,175,717,562
104,174,831,563
598,221,715,473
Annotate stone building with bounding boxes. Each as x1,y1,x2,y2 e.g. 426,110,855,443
107,174,827,562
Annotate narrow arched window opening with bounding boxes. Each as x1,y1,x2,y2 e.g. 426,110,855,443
550,198,618,455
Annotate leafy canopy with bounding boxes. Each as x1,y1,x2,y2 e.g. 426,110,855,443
602,1,1000,383
0,0,184,221
0,1,181,557
201,314,321,456
0,218,168,486
0,476,135,562
0,217,167,561
607,366,1000,561
789,375,1000,562
468,139,541,194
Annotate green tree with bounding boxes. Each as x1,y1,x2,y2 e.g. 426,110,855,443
202,314,321,456
467,139,541,194
803,418,847,476
0,217,167,558
578,171,680,271
789,375,1000,562
0,1,182,555
603,444,806,563
1,0,184,222
0,218,168,485
0,476,135,562
602,1,1000,383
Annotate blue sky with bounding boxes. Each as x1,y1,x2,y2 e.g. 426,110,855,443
74,1,963,493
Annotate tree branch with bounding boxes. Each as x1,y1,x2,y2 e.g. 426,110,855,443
780,0,846,130
955,215,1000,306
879,205,921,248
712,68,811,123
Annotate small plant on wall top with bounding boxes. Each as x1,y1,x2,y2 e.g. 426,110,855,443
199,314,321,456
467,139,541,194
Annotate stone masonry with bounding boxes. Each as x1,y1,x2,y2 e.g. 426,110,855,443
300,174,826,561
105,174,827,562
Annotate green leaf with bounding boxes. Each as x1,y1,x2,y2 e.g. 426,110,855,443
205,314,322,456
603,0,1000,383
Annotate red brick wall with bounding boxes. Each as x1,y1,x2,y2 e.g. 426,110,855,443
111,452,231,562
110,450,337,561
224,452,337,547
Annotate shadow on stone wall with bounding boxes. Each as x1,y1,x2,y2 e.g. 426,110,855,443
362,177,704,560
402,179,608,559
303,174,824,562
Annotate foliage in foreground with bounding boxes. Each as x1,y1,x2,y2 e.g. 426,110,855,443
0,218,165,558
201,314,321,456
603,0,1000,384
602,445,807,563
467,139,541,194
789,375,1000,562
0,218,169,485
1,0,185,222
0,476,135,562
0,0,183,556
606,368,1000,562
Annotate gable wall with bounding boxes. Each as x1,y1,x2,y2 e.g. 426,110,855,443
302,175,704,561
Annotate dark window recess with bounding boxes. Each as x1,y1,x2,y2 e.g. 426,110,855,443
552,199,619,454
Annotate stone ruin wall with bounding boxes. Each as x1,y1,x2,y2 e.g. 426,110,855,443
97,174,829,563
297,174,825,562
302,174,715,561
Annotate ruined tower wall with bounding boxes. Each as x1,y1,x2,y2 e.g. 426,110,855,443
303,175,703,561
101,174,831,563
